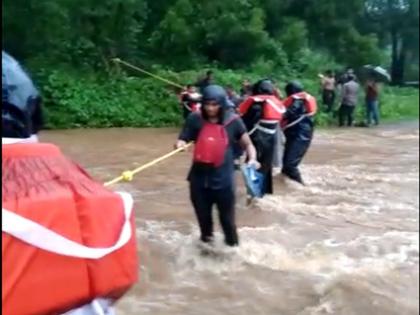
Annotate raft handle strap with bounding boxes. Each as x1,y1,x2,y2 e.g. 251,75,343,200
2,192,133,260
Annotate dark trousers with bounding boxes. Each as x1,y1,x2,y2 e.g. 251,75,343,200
282,127,313,185
338,104,355,127
322,89,335,112
183,106,191,120
250,130,275,195
190,184,238,246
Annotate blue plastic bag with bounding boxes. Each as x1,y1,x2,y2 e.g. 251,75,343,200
240,165,265,198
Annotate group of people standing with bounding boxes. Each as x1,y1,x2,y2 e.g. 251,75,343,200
176,73,317,249
319,68,381,127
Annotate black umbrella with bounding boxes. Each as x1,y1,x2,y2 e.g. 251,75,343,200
362,65,391,82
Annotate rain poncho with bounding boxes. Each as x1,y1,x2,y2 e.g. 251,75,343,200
2,51,43,138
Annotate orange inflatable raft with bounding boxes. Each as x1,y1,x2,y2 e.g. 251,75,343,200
2,142,138,315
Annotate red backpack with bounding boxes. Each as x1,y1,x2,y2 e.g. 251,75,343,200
193,115,238,168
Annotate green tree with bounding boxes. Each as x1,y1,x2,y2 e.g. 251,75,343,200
3,0,417,80
365,0,419,84
284,0,383,67
3,0,147,70
150,0,275,68
276,17,308,59
149,0,200,68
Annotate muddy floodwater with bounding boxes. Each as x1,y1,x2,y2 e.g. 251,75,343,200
41,121,419,315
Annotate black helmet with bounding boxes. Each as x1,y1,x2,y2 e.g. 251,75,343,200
252,79,275,95
201,85,228,108
347,74,356,82
285,80,303,97
2,51,43,138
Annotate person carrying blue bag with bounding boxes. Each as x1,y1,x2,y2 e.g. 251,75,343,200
241,164,265,200
238,79,285,196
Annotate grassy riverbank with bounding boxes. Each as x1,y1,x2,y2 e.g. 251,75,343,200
37,68,419,129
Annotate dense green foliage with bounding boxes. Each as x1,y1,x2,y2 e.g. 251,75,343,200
3,0,418,79
36,67,418,129
2,0,419,129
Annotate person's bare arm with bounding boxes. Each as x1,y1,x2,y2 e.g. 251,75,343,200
174,114,198,149
239,132,260,169
373,82,380,94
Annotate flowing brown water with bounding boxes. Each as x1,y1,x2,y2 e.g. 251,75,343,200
41,121,419,315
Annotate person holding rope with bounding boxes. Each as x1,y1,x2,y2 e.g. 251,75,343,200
175,85,258,248
180,84,202,120
281,81,317,185
238,79,285,196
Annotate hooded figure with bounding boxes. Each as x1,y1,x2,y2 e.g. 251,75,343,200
2,51,43,142
238,79,285,195
281,81,317,185
176,85,258,248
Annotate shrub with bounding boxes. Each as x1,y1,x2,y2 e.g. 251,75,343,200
34,62,419,129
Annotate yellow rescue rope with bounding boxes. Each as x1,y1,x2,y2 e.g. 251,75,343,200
112,58,184,89
104,58,192,187
104,142,193,187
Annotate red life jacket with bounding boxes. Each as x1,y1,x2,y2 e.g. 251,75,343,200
282,92,317,128
181,92,202,113
2,142,138,315
283,92,317,113
190,102,201,112
193,115,238,168
238,95,285,121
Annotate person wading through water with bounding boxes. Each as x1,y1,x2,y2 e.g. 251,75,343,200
238,79,285,196
281,81,317,185
175,85,258,248
180,84,202,120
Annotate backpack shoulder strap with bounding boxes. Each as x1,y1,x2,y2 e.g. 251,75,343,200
224,114,239,127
